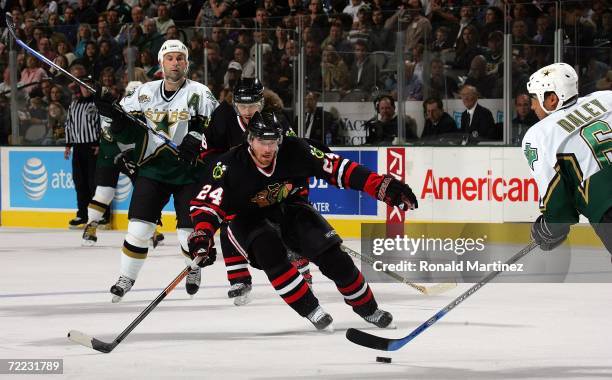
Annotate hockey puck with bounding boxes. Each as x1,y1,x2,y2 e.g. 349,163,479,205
376,356,392,363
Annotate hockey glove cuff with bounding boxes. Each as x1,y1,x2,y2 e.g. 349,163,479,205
178,131,203,165
187,230,216,267
114,149,137,180
531,215,570,251
376,175,418,210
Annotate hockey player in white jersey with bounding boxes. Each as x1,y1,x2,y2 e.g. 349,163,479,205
523,62,612,253
95,40,218,302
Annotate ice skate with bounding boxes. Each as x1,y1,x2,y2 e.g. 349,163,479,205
97,217,111,230
307,306,334,332
363,309,395,329
68,217,86,230
81,222,98,246
110,275,135,303
186,267,201,297
227,282,252,306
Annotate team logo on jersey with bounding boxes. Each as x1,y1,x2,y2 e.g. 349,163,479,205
250,182,294,207
310,146,325,159
212,162,227,179
138,94,151,104
524,143,538,170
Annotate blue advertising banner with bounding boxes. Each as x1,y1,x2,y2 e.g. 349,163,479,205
307,150,377,216
5,149,180,211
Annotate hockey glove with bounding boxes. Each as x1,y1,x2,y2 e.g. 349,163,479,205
187,230,216,267
531,215,570,251
114,149,137,180
376,174,418,210
94,91,133,133
178,131,203,165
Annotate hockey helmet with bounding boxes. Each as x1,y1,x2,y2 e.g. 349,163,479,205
526,62,578,114
233,77,264,104
247,112,283,141
158,39,189,64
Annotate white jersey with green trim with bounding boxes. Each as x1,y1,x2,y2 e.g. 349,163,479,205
119,79,218,163
521,90,612,208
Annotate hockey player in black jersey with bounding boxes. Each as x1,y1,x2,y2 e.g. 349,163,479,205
189,112,418,331
202,78,312,306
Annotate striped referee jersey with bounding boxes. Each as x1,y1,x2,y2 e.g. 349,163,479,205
64,95,100,144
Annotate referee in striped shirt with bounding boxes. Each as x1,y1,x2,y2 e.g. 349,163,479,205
64,63,101,228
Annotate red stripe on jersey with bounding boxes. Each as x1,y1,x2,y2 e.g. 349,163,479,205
283,282,310,304
271,266,299,287
363,173,384,199
194,222,215,235
347,288,373,306
338,273,364,294
228,270,251,280
204,201,227,219
199,148,222,160
342,162,358,189
224,255,248,264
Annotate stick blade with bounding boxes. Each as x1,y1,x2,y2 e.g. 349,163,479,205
4,12,15,34
422,282,457,296
346,328,393,351
67,330,115,353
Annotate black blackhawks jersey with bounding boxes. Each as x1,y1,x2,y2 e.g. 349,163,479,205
190,137,385,236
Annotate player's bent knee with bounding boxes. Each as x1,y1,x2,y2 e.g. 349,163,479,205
94,186,116,205
126,220,156,247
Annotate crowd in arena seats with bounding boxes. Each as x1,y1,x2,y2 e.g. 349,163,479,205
0,0,610,146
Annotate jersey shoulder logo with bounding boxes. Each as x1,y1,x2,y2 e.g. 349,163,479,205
524,143,539,170
138,94,151,104
309,145,324,159
212,162,227,179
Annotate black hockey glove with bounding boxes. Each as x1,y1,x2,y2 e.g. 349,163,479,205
531,215,570,251
187,230,216,267
114,149,137,180
94,90,133,133
189,114,209,132
376,174,418,210
178,131,203,165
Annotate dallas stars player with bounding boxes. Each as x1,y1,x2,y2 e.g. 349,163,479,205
82,81,165,248
96,40,218,302
523,62,612,253
188,112,418,331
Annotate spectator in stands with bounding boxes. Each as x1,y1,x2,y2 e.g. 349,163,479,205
250,30,273,62
210,26,235,62
234,45,256,78
459,85,498,142
427,0,458,32
348,7,372,44
307,0,329,36
142,18,164,59
533,14,554,46
50,55,72,88
50,84,70,109
74,24,94,59
223,60,242,88
204,42,228,96
511,93,538,146
421,97,457,139
400,0,432,53
399,60,423,100
117,46,149,83
425,57,458,99
464,55,497,98
155,3,176,34
483,30,503,78
45,101,66,145
343,0,365,22
296,91,341,145
106,9,123,37
75,0,99,26
453,25,482,71
593,9,611,61
454,4,479,47
349,39,378,92
511,20,533,47
94,40,121,79
57,41,77,66
140,49,160,79
369,7,394,52
430,25,453,53
561,3,596,70
20,55,47,95
320,22,353,60
273,26,290,61
38,37,57,62
365,94,416,145
479,6,503,46
511,3,535,35
305,39,322,92
322,43,350,92
139,0,158,18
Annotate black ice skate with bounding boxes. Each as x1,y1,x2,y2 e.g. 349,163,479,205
307,306,334,332
363,309,395,329
150,230,165,248
82,222,98,246
97,217,111,230
186,267,201,297
110,275,135,303
227,282,252,306
68,217,86,230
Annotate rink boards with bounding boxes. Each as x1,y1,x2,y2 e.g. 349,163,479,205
0,146,602,246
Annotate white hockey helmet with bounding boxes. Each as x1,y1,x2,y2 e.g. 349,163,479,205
526,62,578,114
158,39,189,64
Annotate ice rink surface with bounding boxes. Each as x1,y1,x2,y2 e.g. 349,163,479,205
1,228,611,380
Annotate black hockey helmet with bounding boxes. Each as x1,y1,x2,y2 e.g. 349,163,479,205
233,77,264,104
247,112,283,140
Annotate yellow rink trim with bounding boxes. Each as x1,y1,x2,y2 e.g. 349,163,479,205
1,210,603,248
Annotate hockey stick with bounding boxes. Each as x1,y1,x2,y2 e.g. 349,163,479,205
67,257,203,353
341,245,456,295
346,240,539,351
4,12,178,152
